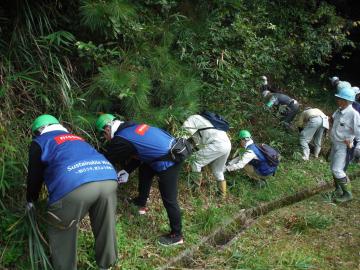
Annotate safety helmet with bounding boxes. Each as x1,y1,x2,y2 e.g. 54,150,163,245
335,87,355,102
239,130,251,140
96,114,116,132
31,114,59,133
351,86,360,95
262,90,271,98
329,76,339,86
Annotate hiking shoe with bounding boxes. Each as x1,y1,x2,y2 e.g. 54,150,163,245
138,207,149,215
158,233,184,246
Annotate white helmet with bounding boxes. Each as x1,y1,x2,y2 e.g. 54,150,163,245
352,86,360,95
329,76,339,86
261,75,268,85
262,90,271,98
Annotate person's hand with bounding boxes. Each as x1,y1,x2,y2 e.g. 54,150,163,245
226,165,235,172
344,139,353,149
117,170,129,184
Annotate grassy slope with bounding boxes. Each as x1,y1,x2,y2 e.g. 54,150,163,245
190,164,360,270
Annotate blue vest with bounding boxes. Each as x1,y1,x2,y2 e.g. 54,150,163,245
115,124,175,172
34,130,117,204
247,144,276,176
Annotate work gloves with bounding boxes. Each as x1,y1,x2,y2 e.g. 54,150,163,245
117,170,129,184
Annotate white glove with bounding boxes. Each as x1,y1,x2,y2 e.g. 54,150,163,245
25,202,34,212
117,170,129,184
226,165,236,172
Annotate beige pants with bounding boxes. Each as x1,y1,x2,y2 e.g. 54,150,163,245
243,165,271,181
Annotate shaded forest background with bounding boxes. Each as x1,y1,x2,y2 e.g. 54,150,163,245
0,0,359,268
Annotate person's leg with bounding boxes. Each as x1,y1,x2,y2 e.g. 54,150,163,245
210,140,231,198
243,164,263,181
88,181,118,269
136,163,156,206
330,143,352,202
283,102,299,123
299,119,319,160
47,183,99,270
157,163,182,236
313,125,325,158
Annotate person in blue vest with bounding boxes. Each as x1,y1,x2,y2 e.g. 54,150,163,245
95,114,184,246
26,115,118,270
225,130,277,188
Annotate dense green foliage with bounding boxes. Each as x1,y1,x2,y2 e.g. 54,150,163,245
0,0,357,269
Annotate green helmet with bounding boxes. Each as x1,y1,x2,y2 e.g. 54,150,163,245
239,130,251,140
96,114,115,132
31,114,59,132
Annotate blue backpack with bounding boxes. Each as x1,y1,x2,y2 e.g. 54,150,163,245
199,111,230,132
256,144,281,167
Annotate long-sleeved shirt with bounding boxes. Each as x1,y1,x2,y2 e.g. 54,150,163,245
330,104,360,148
182,114,230,147
226,140,258,171
296,108,328,128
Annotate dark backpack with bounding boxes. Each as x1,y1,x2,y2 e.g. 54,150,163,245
199,111,230,132
256,144,281,167
157,138,193,163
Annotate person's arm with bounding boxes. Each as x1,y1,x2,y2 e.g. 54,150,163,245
226,150,257,171
266,96,277,108
26,141,44,203
296,112,305,129
103,136,139,172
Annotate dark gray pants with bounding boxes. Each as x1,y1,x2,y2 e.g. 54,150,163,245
283,102,299,123
47,180,118,270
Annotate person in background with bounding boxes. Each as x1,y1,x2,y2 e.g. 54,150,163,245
352,86,360,114
346,86,360,164
182,114,231,198
262,90,299,127
329,76,351,94
330,88,360,203
226,130,278,188
27,114,118,270
296,107,329,160
95,114,184,246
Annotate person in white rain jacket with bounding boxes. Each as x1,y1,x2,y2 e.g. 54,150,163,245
182,114,231,198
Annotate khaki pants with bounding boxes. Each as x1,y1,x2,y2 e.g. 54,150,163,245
243,165,271,181
47,180,118,270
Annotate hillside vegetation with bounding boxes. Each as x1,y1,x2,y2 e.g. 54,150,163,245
0,0,358,269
